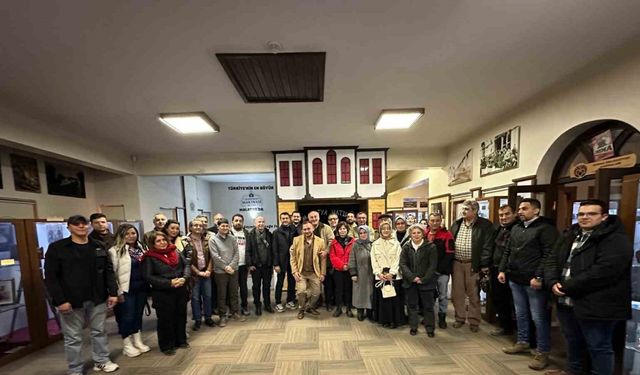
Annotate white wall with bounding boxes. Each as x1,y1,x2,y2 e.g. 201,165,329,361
93,172,142,221
137,176,184,231
210,181,278,231
0,147,99,219
183,176,213,224
431,44,640,197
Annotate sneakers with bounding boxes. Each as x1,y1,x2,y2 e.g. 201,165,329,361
529,351,550,370
502,342,530,354
490,328,512,336
218,317,228,327
93,361,119,373
275,304,285,312
286,301,297,310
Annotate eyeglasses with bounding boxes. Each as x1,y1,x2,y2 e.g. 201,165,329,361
577,212,602,217
329,217,338,221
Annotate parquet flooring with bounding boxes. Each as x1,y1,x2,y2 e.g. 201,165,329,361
0,308,566,374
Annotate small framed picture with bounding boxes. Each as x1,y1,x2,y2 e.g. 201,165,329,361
0,279,16,306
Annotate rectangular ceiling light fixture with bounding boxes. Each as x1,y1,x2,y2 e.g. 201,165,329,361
374,108,425,130
158,112,219,134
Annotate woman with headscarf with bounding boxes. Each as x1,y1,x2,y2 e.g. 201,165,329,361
108,224,151,357
370,222,405,328
330,221,355,317
393,216,410,247
349,225,374,321
142,232,190,355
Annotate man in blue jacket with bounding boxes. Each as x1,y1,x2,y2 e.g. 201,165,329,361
45,215,119,375
544,200,632,375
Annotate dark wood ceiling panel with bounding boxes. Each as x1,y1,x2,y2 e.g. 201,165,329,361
216,52,325,103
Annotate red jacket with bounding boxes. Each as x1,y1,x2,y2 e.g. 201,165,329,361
330,237,355,270
427,227,455,275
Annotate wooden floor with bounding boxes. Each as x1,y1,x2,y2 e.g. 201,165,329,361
0,307,566,375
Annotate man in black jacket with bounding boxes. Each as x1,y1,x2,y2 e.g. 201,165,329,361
89,212,115,249
481,204,518,337
544,200,632,375
498,198,559,371
44,215,119,375
273,212,297,312
246,216,275,315
450,199,494,333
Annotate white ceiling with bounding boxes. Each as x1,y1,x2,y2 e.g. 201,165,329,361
198,173,275,183
2,1,640,158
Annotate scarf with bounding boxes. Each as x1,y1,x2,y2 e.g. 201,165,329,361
356,225,372,245
337,234,352,248
143,243,179,268
128,243,145,262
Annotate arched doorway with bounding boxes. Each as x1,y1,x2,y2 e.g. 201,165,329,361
510,119,640,374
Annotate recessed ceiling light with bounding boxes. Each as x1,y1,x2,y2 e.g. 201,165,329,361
158,112,219,134
375,108,425,130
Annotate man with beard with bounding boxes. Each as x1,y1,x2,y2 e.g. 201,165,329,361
290,220,326,319
346,211,358,237
208,213,224,234
89,213,115,249
230,214,251,315
291,211,302,235
308,211,335,311
273,212,298,312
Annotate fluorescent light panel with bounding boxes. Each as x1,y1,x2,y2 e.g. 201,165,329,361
158,112,219,134
375,108,424,130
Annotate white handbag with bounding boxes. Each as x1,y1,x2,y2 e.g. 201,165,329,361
376,280,397,299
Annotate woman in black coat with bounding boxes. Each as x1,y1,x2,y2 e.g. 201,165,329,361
399,224,438,337
142,231,190,355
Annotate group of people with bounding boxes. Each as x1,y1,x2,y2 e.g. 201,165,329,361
44,198,633,375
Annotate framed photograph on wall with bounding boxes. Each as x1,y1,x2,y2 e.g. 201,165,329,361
11,154,41,193
0,279,16,306
448,149,472,186
45,162,86,198
480,126,520,176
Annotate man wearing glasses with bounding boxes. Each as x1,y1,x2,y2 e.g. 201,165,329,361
544,200,632,375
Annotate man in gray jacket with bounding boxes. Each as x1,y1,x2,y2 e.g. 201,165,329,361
209,218,245,326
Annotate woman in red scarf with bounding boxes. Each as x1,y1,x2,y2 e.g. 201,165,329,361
142,232,190,355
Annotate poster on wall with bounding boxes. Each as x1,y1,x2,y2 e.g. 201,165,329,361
591,129,615,161
480,126,519,176
448,149,472,186
212,183,278,231
10,154,40,193
45,162,86,198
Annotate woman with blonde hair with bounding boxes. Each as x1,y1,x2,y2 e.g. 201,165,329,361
108,224,151,357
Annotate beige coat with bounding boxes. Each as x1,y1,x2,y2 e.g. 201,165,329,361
290,234,326,278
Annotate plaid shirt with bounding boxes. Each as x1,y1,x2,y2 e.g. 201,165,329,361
455,220,474,261
558,231,591,307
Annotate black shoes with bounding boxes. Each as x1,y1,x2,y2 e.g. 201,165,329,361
410,329,417,336
241,308,250,316
427,332,435,338
204,318,215,327
307,308,321,315
162,348,176,356
345,308,354,318
178,343,190,349
438,313,447,329
264,305,275,314
255,305,262,316
333,306,342,317
192,320,201,331
357,309,365,321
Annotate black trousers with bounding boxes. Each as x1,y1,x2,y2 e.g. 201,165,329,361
251,265,273,306
152,286,188,352
322,268,335,307
332,270,353,307
490,267,514,332
275,262,296,305
238,265,249,310
210,275,218,312
406,285,435,332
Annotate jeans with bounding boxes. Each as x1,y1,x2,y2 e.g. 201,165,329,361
557,307,618,375
509,281,551,353
59,301,110,374
191,276,213,321
435,274,450,314
114,289,148,338
275,262,296,305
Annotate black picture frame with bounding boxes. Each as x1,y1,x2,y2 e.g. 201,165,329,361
45,162,86,198
10,154,41,193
